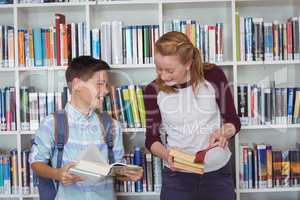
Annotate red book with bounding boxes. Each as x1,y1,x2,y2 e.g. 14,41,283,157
55,13,66,66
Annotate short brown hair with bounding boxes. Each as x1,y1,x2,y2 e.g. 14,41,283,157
66,56,110,91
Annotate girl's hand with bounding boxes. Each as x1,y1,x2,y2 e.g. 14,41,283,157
166,148,182,172
208,128,228,149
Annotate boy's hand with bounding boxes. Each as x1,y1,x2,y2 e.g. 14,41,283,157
116,168,144,182
57,162,83,185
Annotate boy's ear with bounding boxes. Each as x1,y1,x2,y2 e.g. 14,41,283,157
72,77,81,92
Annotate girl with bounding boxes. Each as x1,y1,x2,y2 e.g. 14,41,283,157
144,32,241,200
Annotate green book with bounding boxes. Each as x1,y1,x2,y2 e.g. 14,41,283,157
20,86,29,130
122,87,134,128
104,96,112,117
143,25,150,64
236,11,241,61
128,85,141,128
136,85,146,128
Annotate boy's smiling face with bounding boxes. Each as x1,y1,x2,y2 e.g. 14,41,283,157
73,70,109,111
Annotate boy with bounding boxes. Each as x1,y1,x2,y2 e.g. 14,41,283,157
30,56,142,200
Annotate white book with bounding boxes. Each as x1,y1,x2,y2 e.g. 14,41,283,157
208,25,216,63
204,25,209,63
71,23,77,59
50,27,56,66
112,21,123,65
55,92,62,111
240,17,245,62
78,22,84,56
38,92,47,124
101,22,112,64
150,25,155,64
132,26,138,64
0,26,3,67
47,92,55,115
69,144,142,184
8,28,14,68
137,26,143,64
29,92,39,131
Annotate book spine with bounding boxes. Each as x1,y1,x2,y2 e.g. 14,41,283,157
10,149,18,194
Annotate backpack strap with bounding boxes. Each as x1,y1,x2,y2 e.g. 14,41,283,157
53,110,69,189
95,110,115,164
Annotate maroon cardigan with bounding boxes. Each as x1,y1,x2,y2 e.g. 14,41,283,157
144,65,241,151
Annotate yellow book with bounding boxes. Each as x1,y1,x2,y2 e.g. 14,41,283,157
136,85,146,127
173,157,204,169
128,85,141,128
173,162,203,175
169,148,195,163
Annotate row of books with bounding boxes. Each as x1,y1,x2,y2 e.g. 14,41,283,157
20,86,70,131
92,22,159,65
240,143,300,189
0,0,12,4
163,20,224,63
3,83,146,132
0,87,16,132
0,25,15,68
1,13,160,68
0,149,37,195
237,84,300,126
19,0,83,3
236,14,300,62
115,151,162,193
104,85,146,128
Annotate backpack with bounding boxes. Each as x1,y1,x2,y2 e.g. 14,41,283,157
36,110,115,200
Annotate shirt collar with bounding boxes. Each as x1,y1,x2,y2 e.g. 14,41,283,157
171,80,192,89
65,102,95,121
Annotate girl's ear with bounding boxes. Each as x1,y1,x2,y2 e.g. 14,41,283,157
185,59,193,71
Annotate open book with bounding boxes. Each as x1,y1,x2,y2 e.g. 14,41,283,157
69,144,143,183
169,148,204,175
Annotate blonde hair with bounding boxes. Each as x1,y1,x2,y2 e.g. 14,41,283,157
154,31,212,93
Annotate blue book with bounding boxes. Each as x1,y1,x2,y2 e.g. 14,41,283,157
1,88,6,131
24,29,30,67
116,87,127,128
121,86,134,128
0,156,3,193
33,28,43,67
41,29,46,66
172,20,180,32
287,88,294,124
257,144,267,188
245,17,253,61
125,26,133,64
3,155,11,194
91,29,100,59
247,149,253,188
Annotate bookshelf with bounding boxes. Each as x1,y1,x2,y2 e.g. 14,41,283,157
0,0,300,200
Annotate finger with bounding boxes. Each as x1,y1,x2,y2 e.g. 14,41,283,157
61,178,73,185
208,135,217,146
64,173,76,180
64,162,77,171
72,176,84,183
